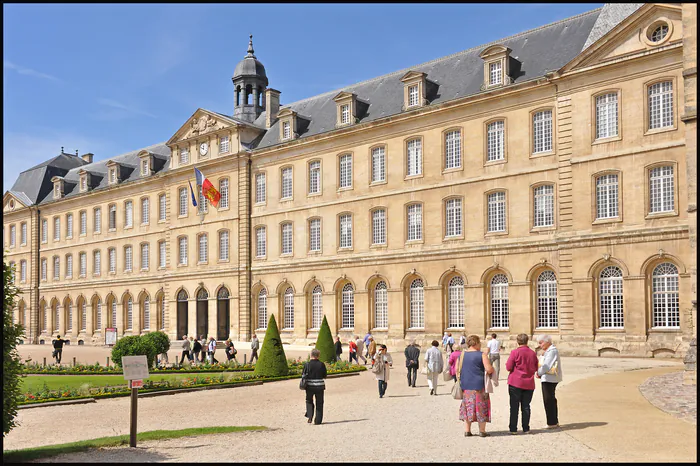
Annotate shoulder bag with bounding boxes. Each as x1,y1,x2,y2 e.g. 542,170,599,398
371,358,383,374
442,354,453,382
451,351,466,400
299,362,309,390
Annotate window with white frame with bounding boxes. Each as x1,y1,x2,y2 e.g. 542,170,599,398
41,219,48,243
92,209,99,234
596,174,619,219
96,300,102,332
445,130,462,169
339,154,352,188
341,283,355,328
445,198,462,237
53,256,60,280
283,287,294,330
219,230,229,261
534,185,554,227
311,285,323,329
280,223,293,255
111,300,117,328
141,198,149,224
20,260,27,282
282,121,291,140
143,299,150,330
141,243,149,269
408,85,419,107
179,147,189,164
340,104,350,124
650,24,669,43
109,204,117,229
159,241,166,268
198,234,208,263
126,297,133,330
159,295,165,330
537,271,558,328
198,189,208,213
487,191,506,232
41,258,47,281
648,81,673,130
141,159,149,176
125,201,133,227
21,222,27,245
490,274,509,328
533,110,553,153
309,218,321,252
41,302,47,331
93,250,101,275
158,194,166,221
109,168,117,184
308,161,321,194
80,176,87,192
109,248,116,273
371,146,386,183
409,279,425,328
219,135,229,154
219,178,229,209
599,266,623,328
407,204,422,241
66,214,73,239
652,263,679,328
281,167,293,199
489,61,502,86
66,302,72,331
596,93,618,139
125,245,133,272
9,225,15,248
257,289,268,329
54,303,60,331
178,237,187,265
487,120,505,161
448,276,464,328
649,166,674,213
406,138,422,176
372,209,386,245
256,226,266,257
255,173,266,203
79,253,86,277
178,188,188,216
374,281,388,329
80,300,86,331
339,214,352,248
54,217,60,241
54,183,61,199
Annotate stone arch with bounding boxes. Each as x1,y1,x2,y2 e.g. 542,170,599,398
75,294,87,333
195,285,210,300
154,289,165,331
62,295,73,335
525,261,560,282
174,286,190,302
303,278,324,294
480,264,513,284
276,279,296,296
91,293,102,334
442,270,466,331
438,268,467,288
214,283,231,298
364,273,390,291
587,256,630,278
333,275,357,293
400,270,428,289
640,253,686,276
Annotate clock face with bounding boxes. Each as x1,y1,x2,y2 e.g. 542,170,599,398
199,142,209,156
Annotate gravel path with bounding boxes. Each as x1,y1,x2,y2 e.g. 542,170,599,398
639,371,697,425
5,355,683,462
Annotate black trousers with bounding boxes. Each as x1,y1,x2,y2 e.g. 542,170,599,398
54,349,63,364
305,388,325,424
508,385,534,432
250,349,259,363
541,382,559,426
179,350,189,365
407,366,417,387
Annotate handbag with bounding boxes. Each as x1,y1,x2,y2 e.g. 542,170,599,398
299,363,308,390
452,351,466,400
420,366,428,375
537,355,559,376
442,355,453,382
371,359,383,374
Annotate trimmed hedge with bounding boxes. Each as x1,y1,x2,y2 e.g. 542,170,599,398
142,331,170,356
315,315,336,364
22,361,256,375
253,314,289,377
110,335,158,368
3,259,23,437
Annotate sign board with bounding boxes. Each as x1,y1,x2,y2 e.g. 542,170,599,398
105,328,118,346
129,379,144,389
122,355,150,380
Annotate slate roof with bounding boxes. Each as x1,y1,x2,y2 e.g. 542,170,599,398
10,153,88,206
583,3,644,50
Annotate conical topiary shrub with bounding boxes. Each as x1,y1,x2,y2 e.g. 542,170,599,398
253,314,289,377
315,315,335,364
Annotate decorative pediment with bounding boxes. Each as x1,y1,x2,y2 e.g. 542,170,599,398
166,108,239,146
333,91,356,102
277,107,297,118
479,44,511,60
400,71,427,83
3,191,30,212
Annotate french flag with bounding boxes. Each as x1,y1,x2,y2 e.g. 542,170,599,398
194,167,221,208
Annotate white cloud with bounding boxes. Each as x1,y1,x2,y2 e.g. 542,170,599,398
95,98,157,119
3,60,61,82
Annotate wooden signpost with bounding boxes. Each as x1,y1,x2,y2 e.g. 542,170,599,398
122,355,150,447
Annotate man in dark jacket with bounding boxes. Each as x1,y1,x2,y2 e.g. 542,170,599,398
304,349,327,425
404,340,420,387
52,335,66,364
334,336,342,362
192,337,203,364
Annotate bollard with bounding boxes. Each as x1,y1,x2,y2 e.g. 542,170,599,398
107,357,110,367
43,357,46,367
73,357,77,367
244,354,247,365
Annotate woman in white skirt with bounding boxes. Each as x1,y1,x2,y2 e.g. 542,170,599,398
424,340,444,395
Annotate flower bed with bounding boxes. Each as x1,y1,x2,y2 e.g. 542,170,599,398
22,361,256,375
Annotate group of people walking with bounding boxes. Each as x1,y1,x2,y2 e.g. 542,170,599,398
174,333,260,367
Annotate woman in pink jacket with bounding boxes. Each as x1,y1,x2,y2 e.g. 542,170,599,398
448,345,462,381
504,333,538,434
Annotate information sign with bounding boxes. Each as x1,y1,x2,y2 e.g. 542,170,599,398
105,328,117,346
122,355,150,380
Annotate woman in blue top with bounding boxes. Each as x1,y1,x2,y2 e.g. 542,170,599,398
457,334,495,437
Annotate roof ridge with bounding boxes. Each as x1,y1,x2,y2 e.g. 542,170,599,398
281,7,602,109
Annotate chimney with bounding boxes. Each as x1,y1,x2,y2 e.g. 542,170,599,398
81,153,94,164
265,88,281,128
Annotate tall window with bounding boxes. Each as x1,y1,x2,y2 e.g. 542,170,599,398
537,271,558,328
448,276,464,328
141,243,149,269
308,161,321,194
372,209,386,245
41,219,48,243
66,213,73,239
374,281,388,329
21,222,27,245
596,93,618,139
489,61,502,85
96,299,102,331
159,295,165,330
54,217,60,241
178,237,188,265
648,81,673,130
339,214,352,248
92,209,99,233
141,198,149,224
445,198,462,237
125,245,133,272
219,178,229,209
42,302,47,331
219,230,229,261
109,248,116,273
256,226,266,257
219,135,229,154
283,287,294,330
490,274,509,328
126,297,133,330
309,219,321,252
109,204,117,229
65,256,73,279
652,263,679,328
408,85,419,107
257,289,268,329
409,279,425,329
339,154,352,188
341,283,355,329
487,120,505,161
20,260,27,282
533,110,553,153
255,173,266,203
371,146,386,183
41,258,47,281
198,234,208,263
282,121,291,140
281,167,293,199
125,200,133,228
599,266,624,328
445,130,461,169
79,252,86,277
407,204,422,241
311,285,323,329
93,250,101,275
281,223,293,255
649,166,674,213
53,256,60,280
81,300,87,331
340,104,350,124
55,302,61,331
141,159,149,175
406,138,422,176
487,192,506,232
198,189,208,213
179,147,189,164
159,241,166,268
143,299,150,330
534,185,554,227
178,188,188,216
158,194,166,221
9,225,15,247
596,174,619,219
66,302,72,331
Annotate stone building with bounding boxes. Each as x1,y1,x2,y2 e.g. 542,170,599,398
3,3,696,358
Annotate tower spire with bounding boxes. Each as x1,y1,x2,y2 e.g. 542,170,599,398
246,34,256,58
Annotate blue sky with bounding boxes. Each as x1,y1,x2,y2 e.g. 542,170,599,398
3,3,602,192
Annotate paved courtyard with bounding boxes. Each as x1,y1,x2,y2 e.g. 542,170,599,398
5,345,697,463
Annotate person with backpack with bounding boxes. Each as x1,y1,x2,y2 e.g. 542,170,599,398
303,349,327,425
373,344,393,398
52,335,66,364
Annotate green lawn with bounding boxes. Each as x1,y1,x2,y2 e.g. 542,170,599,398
21,372,244,392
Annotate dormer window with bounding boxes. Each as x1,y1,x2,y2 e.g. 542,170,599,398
106,160,121,185
138,150,154,177
341,105,350,124
489,61,502,86
109,168,117,184
80,176,87,192
480,45,514,89
141,159,149,175
282,121,291,140
408,85,419,107
51,177,64,199
334,91,362,127
400,71,427,110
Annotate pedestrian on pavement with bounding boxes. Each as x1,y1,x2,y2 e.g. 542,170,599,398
355,335,367,365
505,333,538,434
334,336,343,362
374,344,393,398
250,333,260,364
458,334,495,437
404,340,420,388
199,335,207,363
188,337,195,363
536,334,562,429
459,334,467,346
192,336,203,364
179,335,190,365
225,339,238,362
448,345,462,382
348,338,358,364
363,332,372,359
158,350,169,368
446,333,455,354
52,335,66,364
442,332,449,352
304,348,328,425
487,333,502,380
208,337,219,364
425,340,444,395
368,337,377,366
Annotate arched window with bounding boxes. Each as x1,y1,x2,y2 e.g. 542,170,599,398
41,302,47,332
217,287,230,340
95,298,102,331
374,281,388,329
66,301,73,332
159,294,166,330
409,279,424,329
283,287,294,330
257,289,268,329
599,266,624,328
80,299,87,331
54,301,60,332
536,271,557,328
196,289,209,339
111,298,118,328
341,283,354,329
311,285,323,330
143,298,150,330
448,276,464,328
652,263,679,328
177,289,188,337
490,274,509,328
126,296,133,330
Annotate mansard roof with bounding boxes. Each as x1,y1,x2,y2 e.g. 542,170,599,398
10,152,88,206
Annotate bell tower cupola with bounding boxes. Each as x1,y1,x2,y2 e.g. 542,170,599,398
232,34,269,123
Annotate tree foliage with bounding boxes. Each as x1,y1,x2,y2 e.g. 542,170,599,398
253,314,289,377
3,259,24,437
315,315,336,364
110,335,158,368
142,331,170,355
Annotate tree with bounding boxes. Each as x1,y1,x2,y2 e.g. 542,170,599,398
315,315,335,364
253,314,289,377
3,259,23,437
110,335,159,368
142,331,170,356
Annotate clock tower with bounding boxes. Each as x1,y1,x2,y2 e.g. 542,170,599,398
232,35,269,123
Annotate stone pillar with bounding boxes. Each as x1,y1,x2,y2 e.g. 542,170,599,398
116,302,124,336
424,286,442,339
624,277,647,346
238,156,252,341
353,290,369,339
684,338,697,385
508,283,531,341
323,292,337,333
464,284,485,337
386,288,404,341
